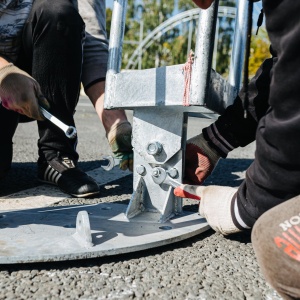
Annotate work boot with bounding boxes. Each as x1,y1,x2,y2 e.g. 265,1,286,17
0,143,13,180
38,154,100,198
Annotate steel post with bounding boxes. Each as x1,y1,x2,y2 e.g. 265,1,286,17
228,0,249,93
189,0,219,106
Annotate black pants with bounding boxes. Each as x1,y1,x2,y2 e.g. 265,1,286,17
0,0,85,165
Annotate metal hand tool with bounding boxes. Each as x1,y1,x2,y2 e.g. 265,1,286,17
40,107,77,139
151,167,201,200
151,167,181,188
100,156,121,171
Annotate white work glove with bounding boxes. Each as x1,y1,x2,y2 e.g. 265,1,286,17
174,184,241,235
107,121,133,171
185,133,221,184
0,63,49,120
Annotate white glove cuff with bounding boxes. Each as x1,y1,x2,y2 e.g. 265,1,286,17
199,186,240,235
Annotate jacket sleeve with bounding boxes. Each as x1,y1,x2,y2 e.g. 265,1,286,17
203,57,275,158
74,0,109,89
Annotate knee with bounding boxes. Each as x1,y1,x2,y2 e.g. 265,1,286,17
251,213,273,277
252,215,282,295
31,0,84,35
252,208,300,299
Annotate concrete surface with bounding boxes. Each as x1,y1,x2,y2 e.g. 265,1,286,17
0,96,278,299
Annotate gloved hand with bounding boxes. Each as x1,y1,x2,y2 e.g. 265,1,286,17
174,184,241,235
185,133,221,184
107,121,133,171
0,63,49,120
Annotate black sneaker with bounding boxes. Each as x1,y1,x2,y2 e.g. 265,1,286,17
38,156,100,198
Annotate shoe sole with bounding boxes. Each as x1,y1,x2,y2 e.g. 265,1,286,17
38,178,100,198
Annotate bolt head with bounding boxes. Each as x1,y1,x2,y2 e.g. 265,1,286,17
147,142,163,155
152,168,161,177
168,168,178,178
136,165,146,176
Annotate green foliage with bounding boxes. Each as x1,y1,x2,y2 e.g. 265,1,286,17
106,8,112,39
105,0,270,75
178,0,197,11
249,27,271,77
215,1,235,77
122,0,178,69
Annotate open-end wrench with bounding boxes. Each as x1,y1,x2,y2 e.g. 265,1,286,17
40,107,77,139
151,167,200,200
151,167,181,187
100,156,121,171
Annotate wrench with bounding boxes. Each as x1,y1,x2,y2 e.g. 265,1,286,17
151,167,201,200
40,108,121,169
40,107,77,139
151,167,181,187
100,156,121,171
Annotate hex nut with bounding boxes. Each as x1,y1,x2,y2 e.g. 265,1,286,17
147,142,163,156
168,168,178,178
152,168,161,177
136,165,146,176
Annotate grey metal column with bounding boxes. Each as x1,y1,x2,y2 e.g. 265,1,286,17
189,0,219,106
105,0,127,108
228,0,249,93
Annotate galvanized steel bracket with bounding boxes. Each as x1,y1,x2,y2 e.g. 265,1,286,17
73,211,94,248
105,0,249,223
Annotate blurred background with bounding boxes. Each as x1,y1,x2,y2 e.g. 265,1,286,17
105,0,268,79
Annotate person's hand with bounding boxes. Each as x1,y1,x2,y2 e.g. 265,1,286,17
184,133,221,184
174,184,240,235
0,64,49,120
193,0,214,9
107,121,133,171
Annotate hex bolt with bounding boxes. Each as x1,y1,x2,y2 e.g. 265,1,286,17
152,168,161,177
168,168,178,178
136,165,146,176
147,142,163,156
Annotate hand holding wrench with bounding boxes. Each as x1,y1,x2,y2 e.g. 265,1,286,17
40,107,77,139
151,167,200,200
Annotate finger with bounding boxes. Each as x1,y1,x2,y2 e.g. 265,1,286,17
33,81,50,120
22,92,44,121
128,159,133,172
27,106,44,121
174,185,202,200
38,95,50,110
119,159,129,171
21,81,44,120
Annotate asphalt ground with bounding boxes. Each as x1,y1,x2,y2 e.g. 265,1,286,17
0,96,278,300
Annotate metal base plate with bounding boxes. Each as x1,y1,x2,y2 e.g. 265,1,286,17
0,203,209,264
